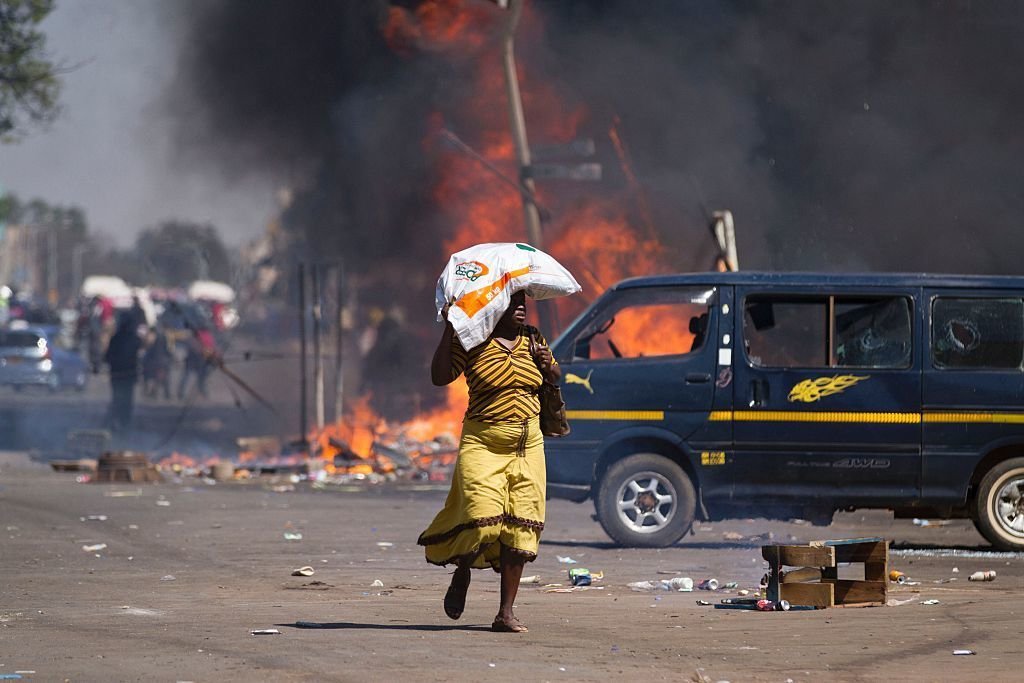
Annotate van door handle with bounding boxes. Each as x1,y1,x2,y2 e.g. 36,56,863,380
749,379,767,407
685,372,711,384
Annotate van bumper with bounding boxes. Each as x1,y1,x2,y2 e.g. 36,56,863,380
547,482,591,503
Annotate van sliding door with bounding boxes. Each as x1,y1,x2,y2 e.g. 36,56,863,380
730,286,921,504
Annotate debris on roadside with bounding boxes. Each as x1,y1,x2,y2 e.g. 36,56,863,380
556,555,578,564
968,570,996,582
251,629,280,635
283,532,303,541
921,599,940,605
80,515,108,522
520,575,541,584
81,543,107,552
291,566,315,577
952,649,975,656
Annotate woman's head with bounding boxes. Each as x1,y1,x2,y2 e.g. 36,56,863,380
497,290,528,329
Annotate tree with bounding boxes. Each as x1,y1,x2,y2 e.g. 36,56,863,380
0,0,60,140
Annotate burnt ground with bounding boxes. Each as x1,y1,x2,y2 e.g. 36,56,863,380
1,452,1021,682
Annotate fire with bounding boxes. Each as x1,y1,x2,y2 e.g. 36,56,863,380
301,1,684,473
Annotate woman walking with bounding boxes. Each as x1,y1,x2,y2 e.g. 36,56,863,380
418,290,560,633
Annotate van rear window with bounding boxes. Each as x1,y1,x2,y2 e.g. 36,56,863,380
932,298,1024,369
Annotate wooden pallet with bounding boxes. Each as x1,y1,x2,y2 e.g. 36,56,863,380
762,537,888,608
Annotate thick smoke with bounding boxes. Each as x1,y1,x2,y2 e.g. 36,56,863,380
165,0,1024,415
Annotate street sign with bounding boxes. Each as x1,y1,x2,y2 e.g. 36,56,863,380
525,162,602,181
530,138,596,161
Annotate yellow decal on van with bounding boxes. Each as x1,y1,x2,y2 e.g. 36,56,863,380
787,375,869,403
701,451,726,466
565,370,594,394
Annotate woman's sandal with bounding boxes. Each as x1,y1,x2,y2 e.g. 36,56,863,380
443,569,470,620
491,615,528,633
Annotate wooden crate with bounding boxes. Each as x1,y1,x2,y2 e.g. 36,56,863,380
762,537,888,608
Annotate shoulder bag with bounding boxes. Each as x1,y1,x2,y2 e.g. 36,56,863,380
527,326,570,437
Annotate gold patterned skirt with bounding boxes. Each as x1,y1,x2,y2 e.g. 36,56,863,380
417,415,545,570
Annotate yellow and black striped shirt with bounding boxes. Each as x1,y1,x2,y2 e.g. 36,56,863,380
450,326,556,424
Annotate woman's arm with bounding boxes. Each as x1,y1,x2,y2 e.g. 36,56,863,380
531,331,561,384
431,304,457,386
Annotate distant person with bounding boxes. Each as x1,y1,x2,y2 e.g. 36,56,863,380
177,323,218,400
141,328,173,400
104,313,142,432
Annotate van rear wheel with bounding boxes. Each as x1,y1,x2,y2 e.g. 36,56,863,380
974,457,1024,551
595,453,695,548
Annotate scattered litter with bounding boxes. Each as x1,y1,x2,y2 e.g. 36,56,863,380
952,567,959,573
569,568,591,586
722,581,738,589
520,575,541,584
104,489,143,497
556,555,578,564
291,566,315,577
251,629,280,635
952,649,975,656
722,531,744,541
543,586,604,593
697,578,719,591
82,543,107,552
889,570,908,584
695,599,711,606
160,575,176,582
488,663,496,668
912,518,951,527
627,579,693,592
283,532,303,541
156,500,171,507
737,589,750,596
371,579,384,587
284,581,333,590
80,515,108,522
968,570,996,582
886,596,917,607
0,675,23,680
893,548,1023,560
921,599,940,605
376,542,394,547
669,577,694,592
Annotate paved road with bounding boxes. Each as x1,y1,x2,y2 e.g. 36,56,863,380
0,456,1019,682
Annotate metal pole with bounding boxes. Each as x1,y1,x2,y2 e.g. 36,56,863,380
312,264,325,431
333,261,344,423
502,0,555,336
72,244,86,301
47,225,58,306
297,263,308,452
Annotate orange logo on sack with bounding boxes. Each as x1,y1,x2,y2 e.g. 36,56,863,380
454,261,489,282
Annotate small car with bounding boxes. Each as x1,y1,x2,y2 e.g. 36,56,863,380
0,325,89,392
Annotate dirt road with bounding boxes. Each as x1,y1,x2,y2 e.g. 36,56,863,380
1,454,1019,682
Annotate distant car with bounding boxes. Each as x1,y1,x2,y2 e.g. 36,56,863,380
0,325,89,392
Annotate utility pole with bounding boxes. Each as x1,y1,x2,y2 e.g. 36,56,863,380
297,263,309,453
311,264,325,432
333,261,345,424
501,0,554,335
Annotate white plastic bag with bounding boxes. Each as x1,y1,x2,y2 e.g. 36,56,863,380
436,242,581,350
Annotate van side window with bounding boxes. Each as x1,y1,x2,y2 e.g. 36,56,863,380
743,295,912,369
834,297,912,368
743,297,826,368
573,287,715,361
932,298,1024,369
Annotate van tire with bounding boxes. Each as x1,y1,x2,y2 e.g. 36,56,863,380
974,457,1024,551
595,453,695,548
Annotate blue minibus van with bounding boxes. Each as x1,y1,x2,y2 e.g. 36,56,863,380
546,272,1024,549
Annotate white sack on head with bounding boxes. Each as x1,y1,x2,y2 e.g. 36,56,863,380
435,242,581,350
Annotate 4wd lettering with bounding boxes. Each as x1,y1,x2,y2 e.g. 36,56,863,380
833,458,890,469
454,261,489,282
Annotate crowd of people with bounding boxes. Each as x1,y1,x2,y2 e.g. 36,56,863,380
77,295,223,433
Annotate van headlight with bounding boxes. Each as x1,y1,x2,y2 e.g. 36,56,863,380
40,359,53,371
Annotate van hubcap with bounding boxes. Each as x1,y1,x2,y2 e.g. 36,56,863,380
615,472,676,534
995,476,1024,537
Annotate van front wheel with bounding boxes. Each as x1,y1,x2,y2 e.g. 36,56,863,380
974,457,1024,551
595,453,695,548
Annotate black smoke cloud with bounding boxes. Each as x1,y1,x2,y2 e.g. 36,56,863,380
167,0,1024,275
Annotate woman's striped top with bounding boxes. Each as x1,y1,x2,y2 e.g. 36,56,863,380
449,325,556,424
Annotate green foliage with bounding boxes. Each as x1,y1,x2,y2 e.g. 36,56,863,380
0,0,60,140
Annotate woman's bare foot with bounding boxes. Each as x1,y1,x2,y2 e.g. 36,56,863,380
443,566,471,620
491,614,528,633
